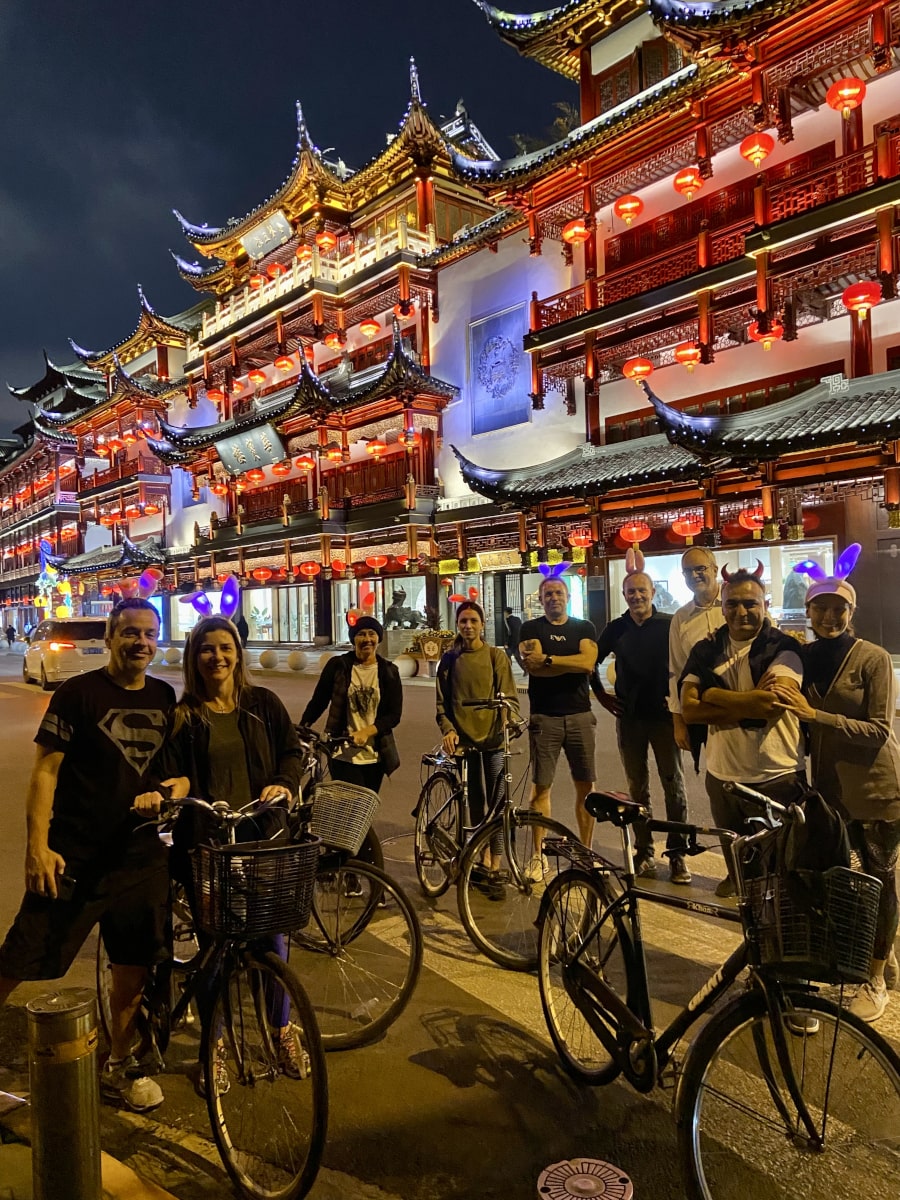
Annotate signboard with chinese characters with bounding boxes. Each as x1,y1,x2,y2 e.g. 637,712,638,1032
468,303,531,436
215,424,286,473
240,210,293,260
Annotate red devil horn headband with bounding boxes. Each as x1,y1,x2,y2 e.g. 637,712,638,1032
721,559,765,583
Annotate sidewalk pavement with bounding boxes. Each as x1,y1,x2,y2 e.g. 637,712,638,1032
0,1098,178,1200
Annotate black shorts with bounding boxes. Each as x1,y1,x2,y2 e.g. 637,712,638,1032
0,851,169,982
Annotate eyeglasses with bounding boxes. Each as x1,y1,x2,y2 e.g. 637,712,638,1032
683,566,711,578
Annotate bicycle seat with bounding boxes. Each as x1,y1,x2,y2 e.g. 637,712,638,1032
586,791,651,827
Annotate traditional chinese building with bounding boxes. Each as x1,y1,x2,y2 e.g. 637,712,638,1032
431,0,900,649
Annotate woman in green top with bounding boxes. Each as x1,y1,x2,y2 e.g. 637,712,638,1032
435,601,519,888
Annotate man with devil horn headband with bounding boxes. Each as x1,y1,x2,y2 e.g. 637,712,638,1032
680,562,806,897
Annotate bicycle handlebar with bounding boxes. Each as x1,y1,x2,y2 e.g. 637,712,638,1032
723,781,806,826
460,694,519,710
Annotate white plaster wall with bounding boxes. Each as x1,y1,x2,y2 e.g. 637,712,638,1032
431,234,584,497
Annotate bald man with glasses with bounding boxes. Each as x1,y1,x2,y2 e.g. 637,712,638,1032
669,548,726,754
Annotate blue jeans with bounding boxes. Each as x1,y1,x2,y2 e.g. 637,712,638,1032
616,718,688,857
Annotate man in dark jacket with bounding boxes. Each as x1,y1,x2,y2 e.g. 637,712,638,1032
592,569,690,883
503,607,523,669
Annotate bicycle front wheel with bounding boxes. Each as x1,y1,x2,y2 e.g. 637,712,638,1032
678,988,900,1200
205,950,327,1200
290,861,423,1050
457,811,576,971
414,771,462,898
537,868,632,1084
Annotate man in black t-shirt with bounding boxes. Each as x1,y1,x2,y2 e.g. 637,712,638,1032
593,570,690,883
519,576,598,847
0,599,175,1113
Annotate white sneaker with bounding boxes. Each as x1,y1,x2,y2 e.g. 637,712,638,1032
524,854,548,884
101,1056,164,1112
849,979,889,1023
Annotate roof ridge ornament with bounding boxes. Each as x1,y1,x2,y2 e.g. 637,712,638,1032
295,100,318,155
409,56,422,104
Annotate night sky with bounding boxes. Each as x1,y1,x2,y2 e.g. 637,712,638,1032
0,1,575,438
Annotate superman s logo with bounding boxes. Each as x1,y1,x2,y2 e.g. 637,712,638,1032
98,708,168,775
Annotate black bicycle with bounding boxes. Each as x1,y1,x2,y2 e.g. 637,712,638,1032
99,796,327,1200
536,783,900,1200
414,694,578,970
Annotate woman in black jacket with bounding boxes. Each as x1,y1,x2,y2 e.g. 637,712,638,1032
299,616,402,874
139,615,304,1092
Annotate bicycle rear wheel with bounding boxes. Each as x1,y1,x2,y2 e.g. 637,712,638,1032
205,950,327,1200
457,811,576,971
537,869,632,1084
289,860,422,1050
414,771,462,898
677,988,900,1200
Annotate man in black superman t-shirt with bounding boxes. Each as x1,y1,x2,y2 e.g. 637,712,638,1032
519,575,598,847
0,599,175,1113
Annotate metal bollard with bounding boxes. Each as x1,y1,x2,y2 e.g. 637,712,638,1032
27,988,101,1200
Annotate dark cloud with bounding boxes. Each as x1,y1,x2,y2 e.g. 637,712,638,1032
0,1,573,436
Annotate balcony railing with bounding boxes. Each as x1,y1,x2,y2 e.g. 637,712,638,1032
531,140,894,335
77,455,169,493
189,222,436,353
0,491,78,530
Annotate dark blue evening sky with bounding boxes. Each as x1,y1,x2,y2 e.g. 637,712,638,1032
0,0,574,437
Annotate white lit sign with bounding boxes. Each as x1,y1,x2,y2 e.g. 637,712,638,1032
240,210,293,259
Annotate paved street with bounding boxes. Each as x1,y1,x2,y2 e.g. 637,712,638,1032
0,648,897,1199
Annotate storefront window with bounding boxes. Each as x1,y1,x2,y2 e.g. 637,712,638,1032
276,586,314,643
171,590,228,641
332,578,386,642
606,541,835,634
383,577,428,629
245,588,275,641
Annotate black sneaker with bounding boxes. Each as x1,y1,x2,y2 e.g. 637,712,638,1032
342,873,363,898
669,855,692,885
714,876,736,898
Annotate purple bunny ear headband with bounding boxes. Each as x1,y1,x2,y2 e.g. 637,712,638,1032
177,573,242,619
793,543,860,606
538,562,571,579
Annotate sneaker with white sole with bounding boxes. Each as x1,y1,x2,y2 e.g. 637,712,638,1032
785,1013,820,1036
635,854,657,879
849,979,889,1023
101,1056,164,1112
277,1026,309,1079
668,855,692,885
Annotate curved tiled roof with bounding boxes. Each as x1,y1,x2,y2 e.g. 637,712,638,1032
649,0,803,28
453,431,709,502
8,353,106,406
416,209,525,268
645,369,900,461
451,63,704,184
69,286,196,370
49,536,166,575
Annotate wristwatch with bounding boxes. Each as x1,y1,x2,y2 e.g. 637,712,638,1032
543,654,554,668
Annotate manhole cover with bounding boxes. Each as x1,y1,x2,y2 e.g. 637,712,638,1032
537,1158,633,1199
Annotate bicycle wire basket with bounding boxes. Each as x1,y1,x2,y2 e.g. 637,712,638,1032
741,866,882,984
191,833,320,939
309,780,380,855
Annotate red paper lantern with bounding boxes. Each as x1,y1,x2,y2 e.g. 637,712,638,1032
722,520,745,541
395,554,409,567
252,567,274,583
330,559,346,574
234,479,248,493
124,505,141,520
206,386,225,403
249,273,267,289
568,531,592,548
324,442,343,462
365,555,388,571
248,368,267,386
620,520,652,545
366,437,387,457
561,217,591,245
245,468,265,483
674,342,702,372
231,378,244,394
143,502,161,515
266,262,287,279
613,195,643,225
296,244,312,261
323,332,342,351
95,443,110,457
298,561,321,577
106,437,123,452
274,354,294,372
122,430,139,444
399,427,421,449
826,77,866,120
622,357,654,383
359,318,381,339
315,229,337,252
217,573,231,584
673,167,703,200
271,461,292,476
672,516,703,544
748,318,784,350
740,132,774,169
295,454,316,471
842,280,882,320
738,506,765,531
210,482,229,497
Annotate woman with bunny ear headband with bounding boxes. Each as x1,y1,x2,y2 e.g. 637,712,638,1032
770,543,900,1021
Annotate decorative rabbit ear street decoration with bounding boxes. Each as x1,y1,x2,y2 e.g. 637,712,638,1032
538,562,571,579
721,559,765,582
624,548,645,576
176,572,241,618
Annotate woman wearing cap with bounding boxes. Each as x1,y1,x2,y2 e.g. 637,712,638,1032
436,601,519,897
299,616,403,871
770,568,900,1022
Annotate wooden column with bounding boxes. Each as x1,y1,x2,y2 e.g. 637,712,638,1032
877,207,896,297
579,46,596,124
584,332,601,445
849,310,874,378
698,290,714,363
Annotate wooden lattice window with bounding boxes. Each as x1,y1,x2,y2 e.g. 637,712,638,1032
641,38,684,89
